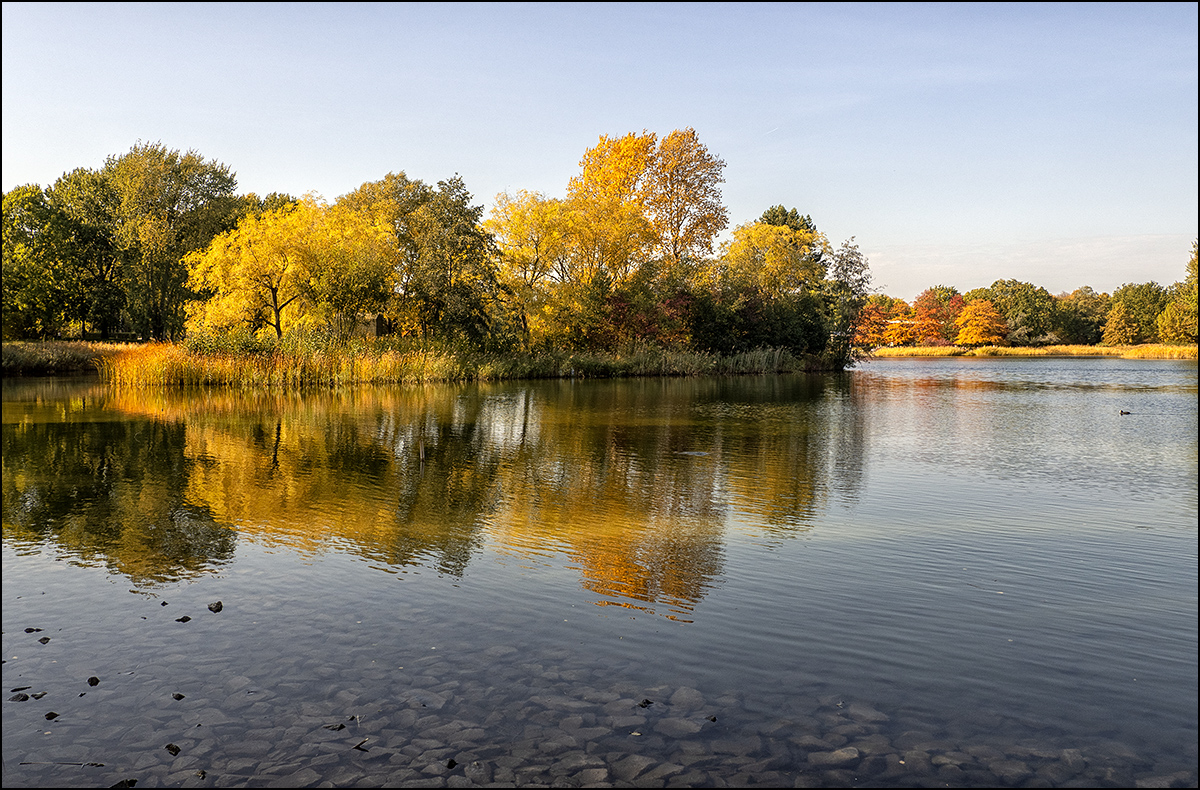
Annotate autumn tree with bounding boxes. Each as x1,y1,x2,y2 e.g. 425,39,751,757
913,286,964,345
1109,281,1168,344
881,301,919,346
643,127,728,277
954,299,1008,346
1101,301,1137,346
565,131,657,286
854,294,910,347
1156,240,1197,344
185,197,395,339
964,279,1057,345
485,190,569,347
690,220,829,355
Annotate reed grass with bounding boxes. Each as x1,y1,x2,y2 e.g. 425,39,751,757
95,337,832,387
870,346,967,357
871,344,1197,359
1,340,132,376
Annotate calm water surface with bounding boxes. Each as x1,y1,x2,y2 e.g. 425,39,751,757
3,358,1196,788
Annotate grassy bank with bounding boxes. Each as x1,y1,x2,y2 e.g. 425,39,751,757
89,341,829,386
871,344,1198,360
6,340,1194,384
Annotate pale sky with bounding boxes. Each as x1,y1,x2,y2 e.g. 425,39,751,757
3,2,1196,301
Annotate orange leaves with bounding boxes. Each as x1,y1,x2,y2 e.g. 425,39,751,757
954,299,1008,347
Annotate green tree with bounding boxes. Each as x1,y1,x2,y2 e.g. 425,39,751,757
1053,286,1110,345
823,237,873,365
45,167,128,338
1109,281,1168,344
2,185,79,338
760,205,818,234
967,279,1057,345
103,142,241,339
342,173,500,345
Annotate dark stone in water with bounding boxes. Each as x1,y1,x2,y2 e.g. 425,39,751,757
25,628,42,633
323,723,346,731
38,636,51,644
110,779,137,788
638,699,654,708
88,676,100,686
161,601,168,606
45,711,59,720
447,759,458,769
194,771,206,779
173,693,185,700
175,616,191,623
165,743,181,756
708,715,718,722
31,692,46,699
11,686,31,692
208,601,223,613
9,693,30,702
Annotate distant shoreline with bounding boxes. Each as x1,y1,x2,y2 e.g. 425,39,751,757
869,344,1196,360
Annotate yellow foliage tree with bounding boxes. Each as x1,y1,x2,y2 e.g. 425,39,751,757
713,221,826,296
486,190,570,345
954,299,1008,346
565,131,657,284
186,196,395,338
643,127,728,277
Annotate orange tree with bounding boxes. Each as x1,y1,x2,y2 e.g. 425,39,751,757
954,299,1008,346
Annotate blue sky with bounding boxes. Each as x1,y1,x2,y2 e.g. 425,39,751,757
3,2,1196,301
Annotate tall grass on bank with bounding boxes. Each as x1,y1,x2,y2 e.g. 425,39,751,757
872,344,1197,360
95,338,826,387
1,340,132,376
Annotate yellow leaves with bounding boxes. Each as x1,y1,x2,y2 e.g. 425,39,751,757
185,196,399,338
716,222,826,296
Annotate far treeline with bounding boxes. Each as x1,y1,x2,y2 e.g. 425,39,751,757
2,132,870,370
4,134,1196,375
857,242,1198,349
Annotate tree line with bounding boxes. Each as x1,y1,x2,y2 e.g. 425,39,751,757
3,133,871,368
855,243,1197,348
5,136,1194,365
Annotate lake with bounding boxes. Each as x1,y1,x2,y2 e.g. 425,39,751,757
2,357,1196,788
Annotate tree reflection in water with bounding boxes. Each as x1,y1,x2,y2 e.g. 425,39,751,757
2,375,864,615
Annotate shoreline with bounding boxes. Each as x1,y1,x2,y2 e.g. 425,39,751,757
2,340,1195,383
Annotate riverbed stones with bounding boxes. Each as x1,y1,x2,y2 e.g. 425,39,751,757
807,746,859,767
654,716,704,737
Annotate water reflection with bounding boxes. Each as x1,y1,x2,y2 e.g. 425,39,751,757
2,375,862,615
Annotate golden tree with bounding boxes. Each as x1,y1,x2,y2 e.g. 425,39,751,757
954,299,1008,346
643,127,728,276
185,197,394,338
